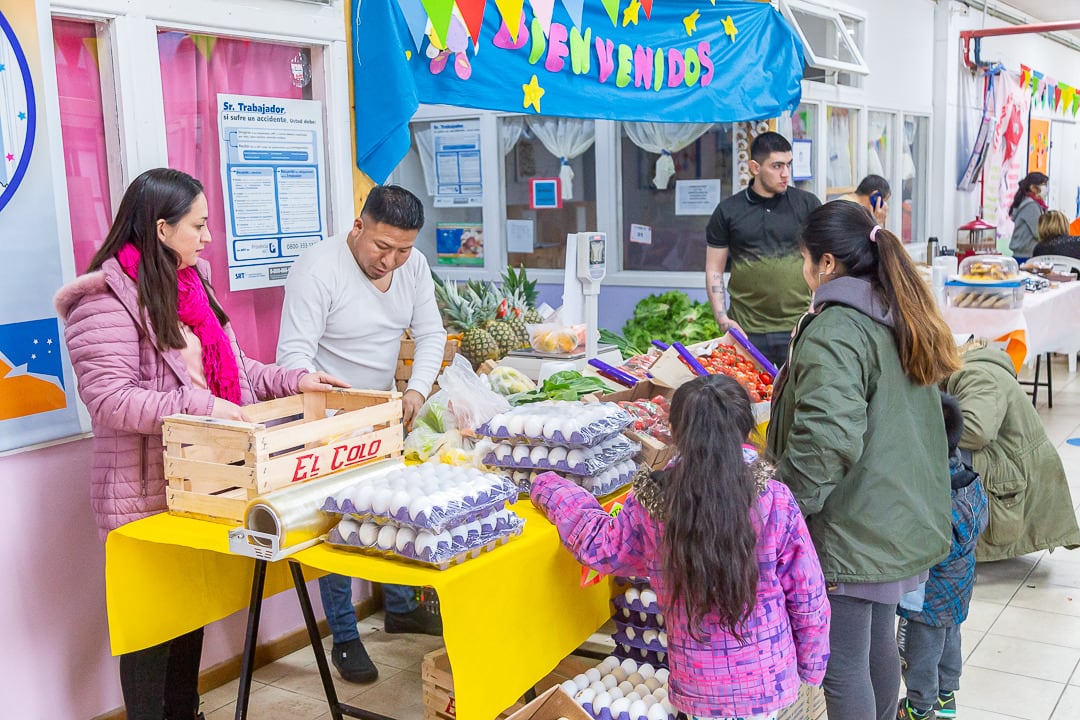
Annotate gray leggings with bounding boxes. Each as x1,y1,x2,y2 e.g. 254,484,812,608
823,594,902,720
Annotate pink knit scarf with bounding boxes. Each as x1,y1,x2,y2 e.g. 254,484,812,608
117,244,241,404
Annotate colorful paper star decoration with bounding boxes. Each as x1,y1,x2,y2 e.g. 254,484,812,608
522,74,545,112
683,9,700,36
623,0,641,27
722,15,738,41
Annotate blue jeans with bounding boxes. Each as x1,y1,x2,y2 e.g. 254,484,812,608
319,574,419,643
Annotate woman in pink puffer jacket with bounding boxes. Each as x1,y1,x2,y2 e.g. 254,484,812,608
54,168,346,720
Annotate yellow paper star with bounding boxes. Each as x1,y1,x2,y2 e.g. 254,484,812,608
722,15,738,41
683,9,701,36
405,50,412,60
622,0,641,27
522,74,545,113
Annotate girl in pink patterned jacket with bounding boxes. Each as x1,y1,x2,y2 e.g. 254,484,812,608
54,168,346,720
531,374,830,720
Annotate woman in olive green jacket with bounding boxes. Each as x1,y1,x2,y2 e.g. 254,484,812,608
767,201,960,720
945,340,1080,561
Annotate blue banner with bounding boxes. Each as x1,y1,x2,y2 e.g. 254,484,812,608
353,0,805,182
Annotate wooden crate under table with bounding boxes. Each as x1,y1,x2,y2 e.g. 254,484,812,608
396,333,459,392
164,389,402,523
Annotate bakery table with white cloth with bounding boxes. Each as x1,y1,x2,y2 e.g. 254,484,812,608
941,280,1080,373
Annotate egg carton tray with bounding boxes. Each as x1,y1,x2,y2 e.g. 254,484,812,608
477,403,634,448
507,463,637,497
322,478,518,534
611,644,668,670
614,616,665,637
611,628,667,653
484,436,640,476
326,516,525,570
579,701,675,720
613,593,662,616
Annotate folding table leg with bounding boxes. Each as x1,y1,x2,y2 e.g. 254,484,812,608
288,562,397,720
235,559,268,720
1046,352,1054,408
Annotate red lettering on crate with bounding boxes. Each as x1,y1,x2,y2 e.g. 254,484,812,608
291,453,322,482
445,697,455,716
291,438,384,482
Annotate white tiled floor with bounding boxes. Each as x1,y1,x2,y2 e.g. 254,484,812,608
199,357,1080,720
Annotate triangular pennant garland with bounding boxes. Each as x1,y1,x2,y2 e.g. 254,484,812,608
420,0,455,47
457,0,488,47
395,0,432,52
559,0,585,28
528,0,556,36
189,34,217,62
640,0,653,18
600,0,620,27
494,0,527,42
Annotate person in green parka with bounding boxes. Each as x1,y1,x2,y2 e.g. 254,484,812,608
767,200,962,720
944,339,1080,561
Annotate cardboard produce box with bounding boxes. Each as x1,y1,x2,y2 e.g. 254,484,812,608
590,381,675,470
504,687,592,720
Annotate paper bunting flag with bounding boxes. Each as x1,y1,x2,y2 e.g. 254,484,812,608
395,0,431,52
528,0,556,36
189,34,217,61
1055,84,1063,111
559,0,585,28
640,0,653,18
1020,64,1030,89
420,0,455,46
1062,84,1076,114
494,0,527,42
457,0,487,47
600,0,620,27
1073,95,1079,117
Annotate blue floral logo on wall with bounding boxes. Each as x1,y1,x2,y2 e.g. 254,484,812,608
0,8,35,214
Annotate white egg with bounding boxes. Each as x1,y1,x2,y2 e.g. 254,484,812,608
408,496,433,524
639,611,649,623
626,691,642,703
357,522,380,547
642,630,658,645
626,672,644,686
656,652,666,665
523,416,545,438
620,658,638,674
640,589,657,607
529,445,549,466
547,446,568,467
541,417,563,441
646,702,667,720
625,626,636,640
633,684,650,699
507,415,527,435
495,443,514,461
376,524,397,550
434,530,454,548
370,488,393,515
610,698,631,717
562,418,582,437
617,680,634,695
628,699,647,720
566,448,586,469
559,679,577,697
624,587,640,605
348,484,375,512
610,667,627,683
575,687,595,705
512,445,531,464
588,680,606,694
600,656,620,673
585,667,602,683
643,677,661,692
660,700,675,718
414,530,436,557
394,526,416,553
653,683,668,698
572,674,589,691
637,663,655,680
450,523,468,544
592,691,612,711
607,686,624,701
656,613,665,627
390,490,411,515
641,694,657,709
601,674,618,690
658,631,668,648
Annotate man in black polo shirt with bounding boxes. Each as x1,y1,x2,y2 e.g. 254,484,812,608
705,132,821,368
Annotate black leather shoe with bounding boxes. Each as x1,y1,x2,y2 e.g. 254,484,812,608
384,606,443,636
331,639,379,683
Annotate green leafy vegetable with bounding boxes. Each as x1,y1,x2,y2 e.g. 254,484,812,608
616,291,722,351
508,371,610,405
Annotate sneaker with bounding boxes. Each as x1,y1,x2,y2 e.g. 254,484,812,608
935,691,956,719
897,698,935,720
331,639,378,684
384,606,443,635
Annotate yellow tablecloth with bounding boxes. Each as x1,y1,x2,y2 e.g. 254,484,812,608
106,504,613,720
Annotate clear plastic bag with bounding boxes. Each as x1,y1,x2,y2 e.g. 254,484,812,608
403,391,464,463
438,355,511,433
526,323,586,354
506,458,638,497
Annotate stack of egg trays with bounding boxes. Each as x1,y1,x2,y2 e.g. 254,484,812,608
326,511,525,570
506,458,639,497
476,401,635,447
483,433,640,477
612,578,668,669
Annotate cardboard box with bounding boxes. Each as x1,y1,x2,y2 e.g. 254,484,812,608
589,381,675,470
504,687,592,720
647,333,766,390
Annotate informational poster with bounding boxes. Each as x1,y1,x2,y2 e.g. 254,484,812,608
506,219,534,254
1028,118,1049,174
675,179,722,215
792,139,813,181
432,121,482,207
0,3,85,451
218,94,326,290
629,223,653,245
435,222,483,266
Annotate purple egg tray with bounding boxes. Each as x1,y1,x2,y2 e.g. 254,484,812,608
611,628,667,653
477,404,633,448
578,703,674,720
507,463,636,498
611,643,668,670
326,515,525,570
484,436,639,476
322,478,518,534
613,593,661,616
614,616,665,637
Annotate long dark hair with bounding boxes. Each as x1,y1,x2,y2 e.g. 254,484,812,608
87,168,228,350
663,374,759,639
1010,172,1047,214
799,201,960,385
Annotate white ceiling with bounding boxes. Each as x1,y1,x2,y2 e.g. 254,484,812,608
997,0,1080,41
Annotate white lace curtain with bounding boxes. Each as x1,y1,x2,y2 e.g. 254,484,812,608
412,118,524,196
867,113,891,178
526,117,595,199
623,122,713,189
827,109,854,189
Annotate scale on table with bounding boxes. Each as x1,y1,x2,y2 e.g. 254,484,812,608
500,231,622,381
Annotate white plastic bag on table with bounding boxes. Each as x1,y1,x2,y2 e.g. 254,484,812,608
403,391,463,463
438,355,510,433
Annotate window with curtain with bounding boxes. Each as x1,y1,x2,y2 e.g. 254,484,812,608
790,102,815,194
826,105,858,200
619,123,732,272
504,116,596,270
867,110,893,182
902,115,928,245
157,31,312,361
53,18,112,273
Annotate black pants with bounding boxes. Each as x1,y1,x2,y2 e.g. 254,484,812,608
745,331,792,370
118,626,204,720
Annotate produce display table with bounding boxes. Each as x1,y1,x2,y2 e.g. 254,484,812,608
106,503,613,720
942,280,1080,373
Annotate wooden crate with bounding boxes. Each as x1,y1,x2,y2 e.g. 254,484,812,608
164,389,402,523
422,648,592,720
396,333,460,392
777,684,826,720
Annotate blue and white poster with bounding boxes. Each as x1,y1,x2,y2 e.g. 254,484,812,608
217,94,327,290
432,120,482,207
0,1,84,451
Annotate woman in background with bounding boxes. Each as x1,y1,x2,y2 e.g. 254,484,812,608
1008,171,1048,260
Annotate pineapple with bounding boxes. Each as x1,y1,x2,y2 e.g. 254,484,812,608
440,281,500,368
500,286,531,349
501,265,545,324
468,283,518,356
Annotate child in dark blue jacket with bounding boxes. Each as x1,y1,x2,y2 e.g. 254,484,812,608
896,392,989,720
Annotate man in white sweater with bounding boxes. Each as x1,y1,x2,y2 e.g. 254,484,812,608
278,185,447,684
